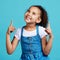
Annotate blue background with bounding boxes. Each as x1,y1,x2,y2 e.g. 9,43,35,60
0,0,60,60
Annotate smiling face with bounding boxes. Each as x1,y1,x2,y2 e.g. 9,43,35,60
24,6,42,24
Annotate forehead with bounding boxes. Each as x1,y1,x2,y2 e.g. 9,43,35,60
29,6,41,14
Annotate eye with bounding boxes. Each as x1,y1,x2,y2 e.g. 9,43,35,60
32,12,36,15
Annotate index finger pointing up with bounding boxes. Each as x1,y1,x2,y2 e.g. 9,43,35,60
10,20,13,26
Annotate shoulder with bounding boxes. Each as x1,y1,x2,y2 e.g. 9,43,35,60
38,26,47,38
16,28,21,32
38,26,45,31
16,26,23,33
14,27,22,40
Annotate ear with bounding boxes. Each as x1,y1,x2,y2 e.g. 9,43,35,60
36,18,41,23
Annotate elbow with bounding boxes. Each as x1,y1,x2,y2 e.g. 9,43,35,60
44,51,50,56
43,50,50,56
6,49,13,55
7,50,13,55
6,46,13,55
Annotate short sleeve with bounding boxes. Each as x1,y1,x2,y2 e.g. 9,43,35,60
14,28,21,40
39,26,48,38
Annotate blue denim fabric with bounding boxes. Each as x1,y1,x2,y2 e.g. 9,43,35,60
20,26,49,60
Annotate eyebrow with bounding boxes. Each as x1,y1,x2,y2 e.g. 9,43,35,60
27,9,30,12
27,9,40,15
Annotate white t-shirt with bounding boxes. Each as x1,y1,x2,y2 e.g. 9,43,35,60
15,26,47,40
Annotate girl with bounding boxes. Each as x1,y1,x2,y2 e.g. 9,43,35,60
6,5,53,60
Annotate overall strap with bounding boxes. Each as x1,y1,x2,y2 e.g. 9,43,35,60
21,26,39,36
36,25,39,35
21,26,24,37
36,26,42,42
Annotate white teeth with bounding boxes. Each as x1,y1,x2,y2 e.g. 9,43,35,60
25,16,31,22
28,19,30,21
26,19,30,22
26,17,31,21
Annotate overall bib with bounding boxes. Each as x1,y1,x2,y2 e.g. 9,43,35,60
20,26,49,60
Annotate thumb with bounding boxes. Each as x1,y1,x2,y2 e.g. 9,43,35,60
45,29,50,34
47,22,52,32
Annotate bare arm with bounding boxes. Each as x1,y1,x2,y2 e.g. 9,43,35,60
42,23,53,55
6,21,19,54
42,36,53,55
6,34,19,54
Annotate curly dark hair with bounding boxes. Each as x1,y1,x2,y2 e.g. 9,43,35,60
30,5,48,28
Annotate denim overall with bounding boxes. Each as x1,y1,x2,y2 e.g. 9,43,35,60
20,26,49,60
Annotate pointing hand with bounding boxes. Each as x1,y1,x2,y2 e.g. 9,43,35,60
7,20,15,34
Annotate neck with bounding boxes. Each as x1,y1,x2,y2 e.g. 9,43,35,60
25,23,36,31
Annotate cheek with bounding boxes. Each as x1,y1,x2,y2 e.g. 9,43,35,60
32,15,38,20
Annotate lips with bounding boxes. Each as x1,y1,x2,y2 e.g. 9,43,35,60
26,18,30,22
25,15,32,22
